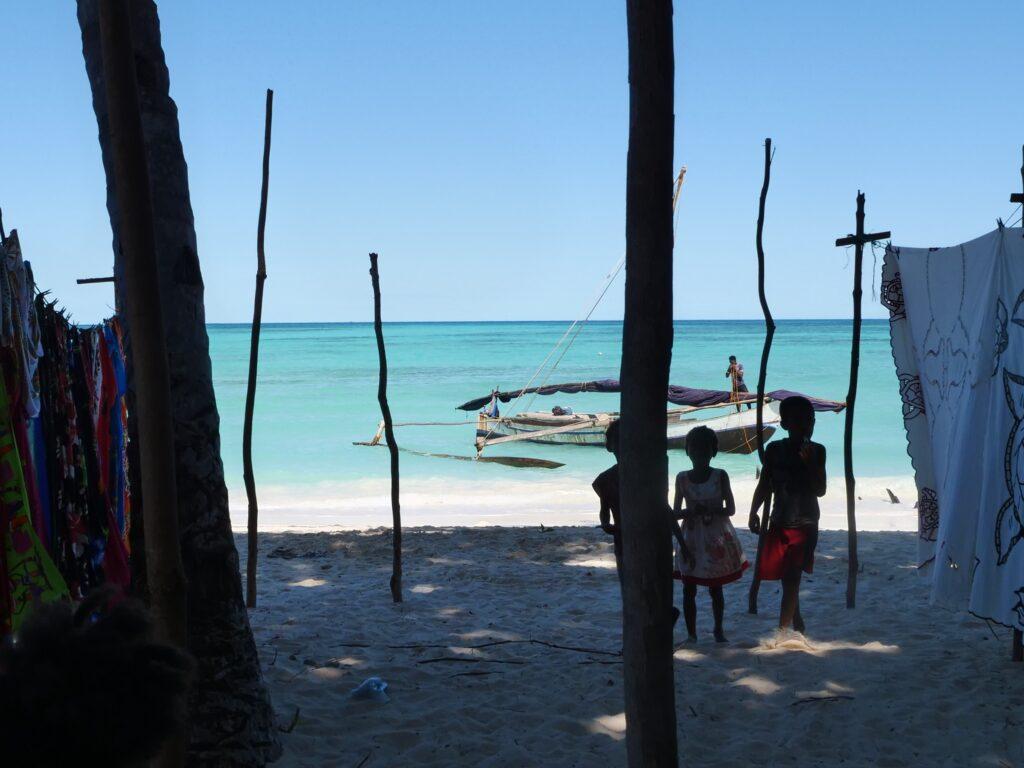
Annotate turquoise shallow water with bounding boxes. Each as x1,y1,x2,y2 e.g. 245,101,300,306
209,320,910,494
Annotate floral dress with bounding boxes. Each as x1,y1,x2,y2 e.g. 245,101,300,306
674,468,748,586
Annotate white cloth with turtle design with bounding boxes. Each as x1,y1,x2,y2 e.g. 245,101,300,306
883,226,1024,629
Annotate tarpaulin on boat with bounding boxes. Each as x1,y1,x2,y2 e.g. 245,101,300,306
884,226,1024,631
457,381,844,412
457,380,621,411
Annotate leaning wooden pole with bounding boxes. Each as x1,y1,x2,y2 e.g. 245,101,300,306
620,0,677,765
748,138,775,614
369,253,402,603
98,0,187,762
244,88,273,609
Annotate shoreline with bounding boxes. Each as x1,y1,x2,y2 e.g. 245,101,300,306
228,474,919,533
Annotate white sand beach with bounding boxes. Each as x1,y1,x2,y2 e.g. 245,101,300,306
229,475,922,533
238,479,1023,767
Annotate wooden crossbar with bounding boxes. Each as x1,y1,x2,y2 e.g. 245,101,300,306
835,230,891,247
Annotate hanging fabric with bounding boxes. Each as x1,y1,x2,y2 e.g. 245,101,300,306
0,227,132,635
884,226,1024,630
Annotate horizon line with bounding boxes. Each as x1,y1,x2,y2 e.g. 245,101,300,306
205,317,892,325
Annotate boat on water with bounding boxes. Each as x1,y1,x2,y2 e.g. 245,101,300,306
457,380,844,456
357,169,845,467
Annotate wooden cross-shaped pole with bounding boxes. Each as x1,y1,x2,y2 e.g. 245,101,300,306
835,191,889,610
1011,145,1024,659
1011,145,1024,239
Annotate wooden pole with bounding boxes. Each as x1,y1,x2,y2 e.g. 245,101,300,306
620,0,677,765
369,253,402,603
1011,150,1024,662
97,0,187,762
76,276,116,284
1010,144,1024,208
748,138,775,614
244,88,273,609
1011,144,1024,238
835,193,889,610
845,194,864,611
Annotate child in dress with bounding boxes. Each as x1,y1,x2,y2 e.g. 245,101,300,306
673,426,748,642
748,395,826,634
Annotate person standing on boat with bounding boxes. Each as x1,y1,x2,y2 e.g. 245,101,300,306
725,355,752,411
481,389,500,418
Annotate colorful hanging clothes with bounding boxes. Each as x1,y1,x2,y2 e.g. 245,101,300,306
0,374,68,634
0,227,132,635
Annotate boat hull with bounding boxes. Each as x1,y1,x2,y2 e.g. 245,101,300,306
478,402,780,455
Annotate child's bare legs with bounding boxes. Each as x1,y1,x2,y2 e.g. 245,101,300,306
780,569,804,632
612,533,624,589
709,586,726,642
682,583,698,640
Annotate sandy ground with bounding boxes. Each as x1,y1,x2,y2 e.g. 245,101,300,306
241,525,1023,768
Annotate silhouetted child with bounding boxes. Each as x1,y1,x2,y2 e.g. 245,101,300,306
0,588,193,767
593,420,624,584
595,421,688,628
749,395,826,634
673,426,747,642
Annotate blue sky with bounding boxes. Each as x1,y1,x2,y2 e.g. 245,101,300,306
5,2,1023,323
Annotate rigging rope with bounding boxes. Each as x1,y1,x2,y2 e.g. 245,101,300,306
476,165,687,452
519,256,625,414
476,254,626,449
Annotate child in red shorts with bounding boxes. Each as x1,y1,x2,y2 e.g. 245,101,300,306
748,395,826,634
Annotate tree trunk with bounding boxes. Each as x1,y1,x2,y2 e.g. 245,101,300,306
96,2,188,763
77,2,281,763
620,1,678,766
96,0,186,655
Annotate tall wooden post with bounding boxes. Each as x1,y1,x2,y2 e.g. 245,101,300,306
748,138,774,614
620,0,677,765
369,253,402,603
244,88,273,609
835,193,889,610
97,0,187,762
1009,146,1023,660
1010,143,1024,231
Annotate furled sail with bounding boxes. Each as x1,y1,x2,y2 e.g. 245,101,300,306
456,380,844,412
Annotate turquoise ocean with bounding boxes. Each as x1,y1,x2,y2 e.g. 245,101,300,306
208,320,910,498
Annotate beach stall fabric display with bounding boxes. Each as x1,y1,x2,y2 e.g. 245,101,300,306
0,228,132,636
884,225,1024,634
